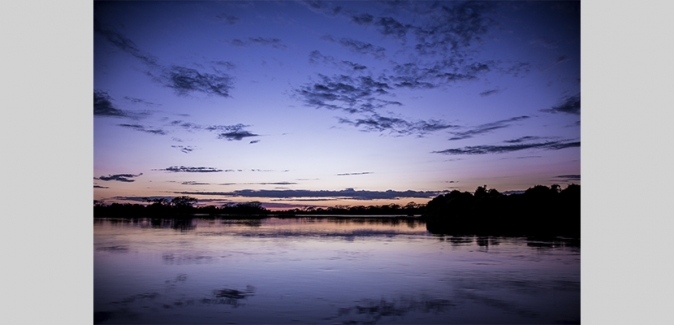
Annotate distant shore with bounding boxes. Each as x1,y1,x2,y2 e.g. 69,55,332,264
94,184,580,238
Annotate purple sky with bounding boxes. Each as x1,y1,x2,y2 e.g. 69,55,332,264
94,1,580,208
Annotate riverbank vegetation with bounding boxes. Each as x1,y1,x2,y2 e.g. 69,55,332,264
94,184,580,237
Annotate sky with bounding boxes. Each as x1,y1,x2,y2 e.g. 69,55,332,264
94,0,580,209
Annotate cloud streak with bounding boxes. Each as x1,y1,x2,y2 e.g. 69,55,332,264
230,37,287,49
155,166,223,173
96,173,143,182
296,74,399,114
541,94,580,115
448,116,530,141
95,19,235,98
553,174,581,181
336,172,373,176
175,188,444,200
338,114,456,136
433,140,580,155
118,124,166,135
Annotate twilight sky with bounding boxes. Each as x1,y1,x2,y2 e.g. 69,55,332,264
94,0,580,209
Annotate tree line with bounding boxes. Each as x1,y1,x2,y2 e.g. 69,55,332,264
424,184,580,237
94,184,580,237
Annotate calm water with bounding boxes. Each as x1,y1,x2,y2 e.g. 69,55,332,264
94,217,580,324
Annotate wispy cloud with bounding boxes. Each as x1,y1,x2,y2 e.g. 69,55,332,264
296,74,399,114
95,90,149,119
94,184,109,189
249,140,260,144
350,13,374,25
553,174,580,181
161,65,234,98
308,50,367,71
229,37,287,50
338,113,456,136
411,1,497,56
95,173,143,182
433,140,580,155
503,62,531,78
166,121,260,141
554,55,570,64
541,94,580,115
154,166,223,173
218,130,259,141
503,136,547,143
216,13,239,25
118,124,166,135
175,188,444,200
171,145,194,153
374,16,413,40
322,35,386,59
336,172,373,176
448,116,530,141
94,90,127,117
124,96,159,107
95,20,235,98
94,19,159,67
182,181,211,185
479,89,500,97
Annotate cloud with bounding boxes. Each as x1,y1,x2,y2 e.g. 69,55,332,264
296,74,399,114
388,60,494,90
322,35,386,59
182,181,211,185
124,96,159,106
300,0,343,16
94,19,159,67
218,130,259,141
411,1,496,56
96,20,235,98
308,50,367,71
448,116,530,141
229,37,287,50
175,188,445,200
166,121,259,141
554,55,570,64
96,173,143,182
161,65,234,98
553,174,581,181
338,114,456,136
433,140,580,155
171,145,194,153
351,13,374,25
204,123,250,132
336,172,373,176
249,140,260,144
94,90,129,117
503,136,546,143
216,14,239,25
155,166,223,173
541,94,580,115
212,61,236,71
251,182,297,185
111,196,175,203
374,17,413,40
94,184,109,189
479,89,500,97
118,123,166,135
504,62,531,78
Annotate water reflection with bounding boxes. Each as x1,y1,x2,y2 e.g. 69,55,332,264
329,296,455,324
210,285,256,307
94,217,580,324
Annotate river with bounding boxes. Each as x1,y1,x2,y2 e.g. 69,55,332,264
94,217,580,324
